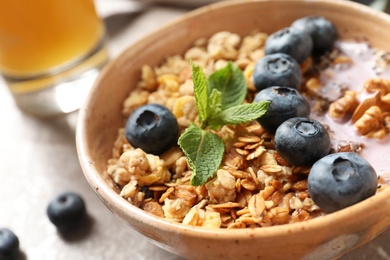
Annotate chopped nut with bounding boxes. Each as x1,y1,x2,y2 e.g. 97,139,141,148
354,106,382,136
290,197,304,210
364,78,390,94
328,90,358,119
351,92,380,123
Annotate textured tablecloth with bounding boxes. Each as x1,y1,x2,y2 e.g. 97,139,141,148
0,3,389,260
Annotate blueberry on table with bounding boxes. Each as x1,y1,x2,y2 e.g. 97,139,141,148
308,152,377,213
274,117,331,166
264,27,313,63
291,16,338,55
252,53,302,91
125,104,179,155
0,228,19,260
47,191,87,232
254,87,310,133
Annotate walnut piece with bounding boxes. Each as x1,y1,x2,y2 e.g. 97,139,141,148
328,90,358,119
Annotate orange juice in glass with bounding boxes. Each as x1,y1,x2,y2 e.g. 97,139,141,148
0,0,108,116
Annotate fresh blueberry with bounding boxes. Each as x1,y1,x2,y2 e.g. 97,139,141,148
0,228,19,260
291,16,338,55
274,117,331,166
264,27,313,63
253,87,310,133
47,191,87,232
125,104,179,155
252,53,302,91
308,152,377,213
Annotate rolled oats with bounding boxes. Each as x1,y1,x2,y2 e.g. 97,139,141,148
248,193,265,218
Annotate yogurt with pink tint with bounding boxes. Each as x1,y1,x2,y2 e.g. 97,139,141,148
311,40,390,181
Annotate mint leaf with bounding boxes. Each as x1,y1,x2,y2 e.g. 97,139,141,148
191,62,209,124
207,62,247,110
178,123,224,186
208,88,222,117
208,101,270,129
178,61,269,186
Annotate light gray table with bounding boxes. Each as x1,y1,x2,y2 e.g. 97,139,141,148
0,3,389,260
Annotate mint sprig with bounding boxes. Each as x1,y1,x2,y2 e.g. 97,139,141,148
178,61,270,186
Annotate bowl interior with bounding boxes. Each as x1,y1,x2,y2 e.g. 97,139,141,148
77,0,390,259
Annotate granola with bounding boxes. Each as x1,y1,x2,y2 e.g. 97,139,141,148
106,30,390,229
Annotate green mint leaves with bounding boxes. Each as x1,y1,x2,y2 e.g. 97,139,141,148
178,124,225,186
178,61,270,186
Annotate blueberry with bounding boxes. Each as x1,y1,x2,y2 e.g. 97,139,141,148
47,191,87,232
125,104,179,155
0,228,19,260
264,27,313,63
252,53,301,91
274,117,331,166
308,152,377,213
253,87,310,133
291,16,338,54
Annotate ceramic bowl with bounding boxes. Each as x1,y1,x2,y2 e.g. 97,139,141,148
76,0,390,259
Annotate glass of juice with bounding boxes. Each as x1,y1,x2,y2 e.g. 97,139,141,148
0,0,109,117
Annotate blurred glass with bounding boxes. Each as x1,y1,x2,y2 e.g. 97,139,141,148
0,0,108,117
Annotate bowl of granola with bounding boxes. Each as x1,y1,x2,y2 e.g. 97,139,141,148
76,0,390,259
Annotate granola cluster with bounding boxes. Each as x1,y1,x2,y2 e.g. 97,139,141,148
106,30,388,229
